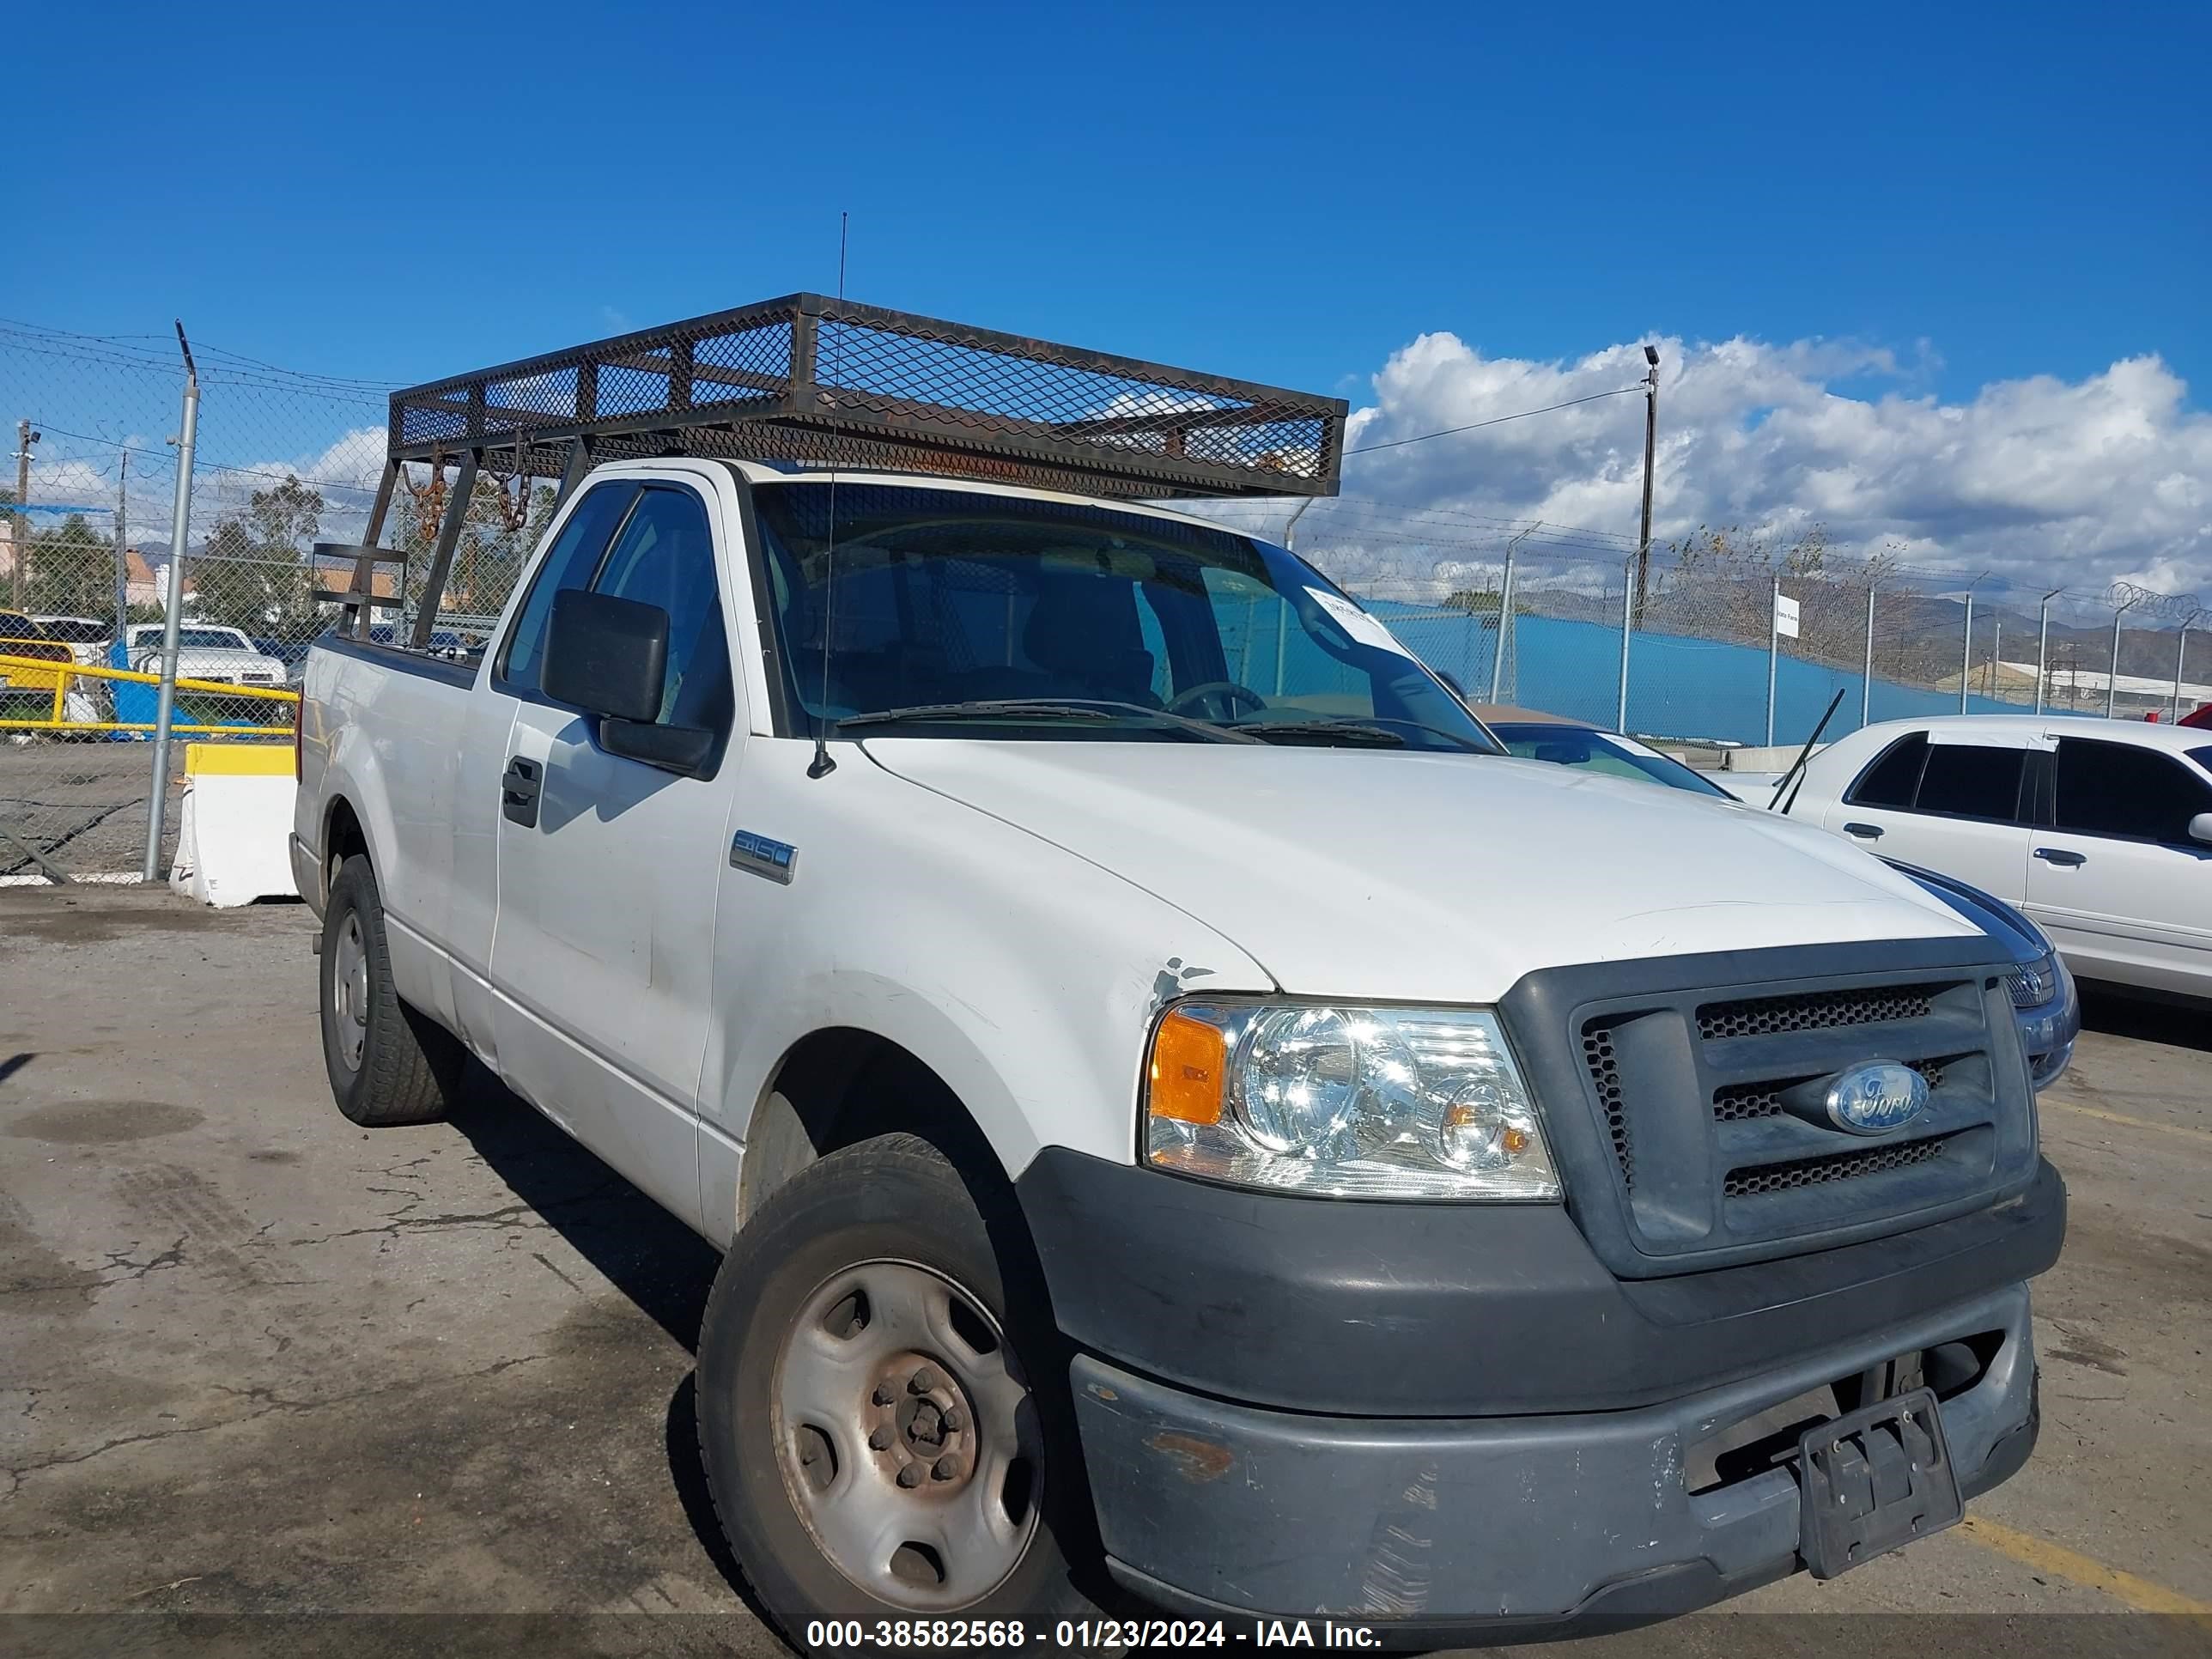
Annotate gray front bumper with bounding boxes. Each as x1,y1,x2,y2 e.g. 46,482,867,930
1076,1282,2038,1635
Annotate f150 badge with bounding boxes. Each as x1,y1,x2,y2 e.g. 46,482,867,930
730,830,798,884
1823,1060,1929,1135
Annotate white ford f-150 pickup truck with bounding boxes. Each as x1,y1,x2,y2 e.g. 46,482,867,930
293,297,2063,1645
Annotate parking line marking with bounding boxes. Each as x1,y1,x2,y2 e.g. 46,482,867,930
1959,1516,2212,1615
2042,1100,2212,1145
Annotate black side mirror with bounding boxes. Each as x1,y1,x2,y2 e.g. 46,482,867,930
543,589,718,779
544,588,666,722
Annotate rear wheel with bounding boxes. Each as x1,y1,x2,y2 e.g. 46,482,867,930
318,854,465,1127
697,1133,1103,1635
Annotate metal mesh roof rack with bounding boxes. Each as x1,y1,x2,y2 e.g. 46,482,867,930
385,294,1346,501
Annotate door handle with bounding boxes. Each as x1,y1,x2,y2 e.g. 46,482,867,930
501,756,542,828
2034,847,2085,867
1842,822,1884,840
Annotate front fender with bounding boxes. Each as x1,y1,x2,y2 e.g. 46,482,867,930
696,742,1275,1242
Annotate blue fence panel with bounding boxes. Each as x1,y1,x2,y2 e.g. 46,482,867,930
1355,599,2028,745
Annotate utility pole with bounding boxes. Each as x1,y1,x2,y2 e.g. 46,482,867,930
11,420,36,609
113,452,129,649
1633,345,1659,624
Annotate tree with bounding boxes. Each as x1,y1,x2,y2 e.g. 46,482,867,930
25,513,116,623
195,475,325,636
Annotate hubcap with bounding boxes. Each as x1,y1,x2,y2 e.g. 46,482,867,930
771,1260,1042,1609
331,913,368,1070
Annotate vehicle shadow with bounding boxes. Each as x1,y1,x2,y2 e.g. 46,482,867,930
446,1067,718,1350
442,1070,771,1628
2077,984,2212,1054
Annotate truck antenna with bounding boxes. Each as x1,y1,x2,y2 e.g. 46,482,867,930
808,211,849,780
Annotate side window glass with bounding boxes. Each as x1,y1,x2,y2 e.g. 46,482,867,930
1914,744,2025,821
1846,732,1928,808
497,483,637,694
2054,739,2212,844
591,486,732,734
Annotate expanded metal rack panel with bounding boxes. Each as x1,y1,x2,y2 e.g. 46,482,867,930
387,295,1346,500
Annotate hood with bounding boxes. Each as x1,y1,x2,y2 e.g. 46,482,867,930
864,740,1979,1004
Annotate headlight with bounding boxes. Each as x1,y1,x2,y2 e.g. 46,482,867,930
1144,1001,1559,1200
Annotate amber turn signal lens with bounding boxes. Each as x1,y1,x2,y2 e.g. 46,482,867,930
1148,1010,1226,1126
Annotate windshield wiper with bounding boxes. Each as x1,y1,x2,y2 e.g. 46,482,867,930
1240,717,1495,752
833,698,1265,744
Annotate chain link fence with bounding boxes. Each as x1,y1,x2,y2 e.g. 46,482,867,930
1,323,391,880
6,321,2207,880
1202,499,2209,753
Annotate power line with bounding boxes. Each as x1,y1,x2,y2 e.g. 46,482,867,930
1344,385,1645,455
27,423,383,493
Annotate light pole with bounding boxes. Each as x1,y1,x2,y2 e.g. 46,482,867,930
2034,586,2061,714
1633,345,1658,625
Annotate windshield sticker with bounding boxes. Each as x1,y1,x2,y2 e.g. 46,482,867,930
1305,588,1416,658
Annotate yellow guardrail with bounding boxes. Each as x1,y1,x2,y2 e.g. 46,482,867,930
0,652,299,737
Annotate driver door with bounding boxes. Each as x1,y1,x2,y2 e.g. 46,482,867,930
487,477,743,1229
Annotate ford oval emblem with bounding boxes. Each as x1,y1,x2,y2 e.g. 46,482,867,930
1824,1060,1929,1136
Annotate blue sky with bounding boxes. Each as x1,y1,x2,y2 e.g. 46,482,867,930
18,0,2207,399
13,1,2212,596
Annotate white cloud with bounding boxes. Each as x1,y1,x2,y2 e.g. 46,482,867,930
1321,331,2211,605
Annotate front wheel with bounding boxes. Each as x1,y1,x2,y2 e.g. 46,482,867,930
696,1133,1103,1634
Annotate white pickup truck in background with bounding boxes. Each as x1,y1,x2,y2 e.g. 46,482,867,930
125,621,289,686
292,298,2064,1644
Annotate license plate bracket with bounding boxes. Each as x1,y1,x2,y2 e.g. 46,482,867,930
1797,1385,1962,1578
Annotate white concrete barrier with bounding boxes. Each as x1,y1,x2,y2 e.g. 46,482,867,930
169,743,299,908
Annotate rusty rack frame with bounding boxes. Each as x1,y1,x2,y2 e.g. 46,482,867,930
339,295,1346,645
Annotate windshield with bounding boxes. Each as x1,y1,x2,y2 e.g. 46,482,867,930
752,481,1498,753
1488,722,1731,797
172,629,250,650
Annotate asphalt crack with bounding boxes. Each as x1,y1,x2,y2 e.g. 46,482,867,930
3,1352,550,1499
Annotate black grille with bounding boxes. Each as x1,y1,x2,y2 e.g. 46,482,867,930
1713,1057,1950,1123
2005,957,2058,1007
1580,1025,1634,1187
1712,1079,1794,1121
1723,1135,1949,1198
1697,983,1942,1041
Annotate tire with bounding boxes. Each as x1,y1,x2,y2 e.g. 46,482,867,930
698,1133,1105,1638
318,854,465,1127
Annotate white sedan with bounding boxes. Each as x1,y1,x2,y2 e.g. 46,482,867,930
1784,714,2212,999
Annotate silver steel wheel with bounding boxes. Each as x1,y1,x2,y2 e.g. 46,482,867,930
331,912,368,1071
771,1258,1042,1609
